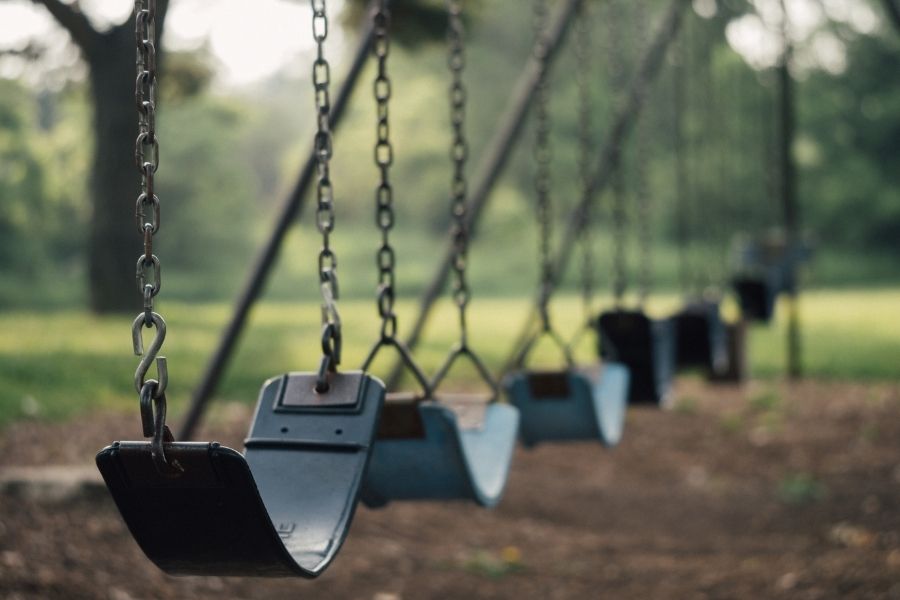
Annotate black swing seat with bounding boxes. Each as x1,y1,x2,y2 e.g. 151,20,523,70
95,371,385,578
361,392,519,508
732,274,778,322
671,300,728,375
595,309,675,406
503,364,629,448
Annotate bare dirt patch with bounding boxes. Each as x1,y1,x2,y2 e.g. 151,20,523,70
2,379,899,599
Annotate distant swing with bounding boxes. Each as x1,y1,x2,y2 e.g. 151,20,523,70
667,29,729,378
503,0,628,448
360,0,519,508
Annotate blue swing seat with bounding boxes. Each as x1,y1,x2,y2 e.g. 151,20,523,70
361,394,519,508
502,363,629,448
672,300,728,375
596,310,675,407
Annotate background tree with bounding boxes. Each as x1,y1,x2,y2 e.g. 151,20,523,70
17,0,172,313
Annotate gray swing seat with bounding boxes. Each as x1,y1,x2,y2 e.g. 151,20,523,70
503,363,629,448
362,393,519,507
95,372,384,578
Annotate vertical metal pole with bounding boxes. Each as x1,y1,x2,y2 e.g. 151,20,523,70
778,0,802,379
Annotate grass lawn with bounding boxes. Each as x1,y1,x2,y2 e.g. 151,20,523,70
0,288,897,427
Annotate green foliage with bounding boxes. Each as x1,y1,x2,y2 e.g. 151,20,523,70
461,547,525,579
0,289,898,428
160,50,215,104
0,79,49,276
799,31,900,252
748,388,781,412
777,473,826,506
720,413,743,434
674,395,699,414
0,0,899,310
342,0,456,47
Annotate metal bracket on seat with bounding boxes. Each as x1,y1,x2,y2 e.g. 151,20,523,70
526,371,573,399
378,392,428,439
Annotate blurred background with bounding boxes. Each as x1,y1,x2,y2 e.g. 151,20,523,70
0,0,899,597
0,0,896,421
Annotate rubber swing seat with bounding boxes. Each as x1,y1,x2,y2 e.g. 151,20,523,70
672,300,728,375
502,363,629,448
361,394,519,508
596,309,675,407
95,371,384,578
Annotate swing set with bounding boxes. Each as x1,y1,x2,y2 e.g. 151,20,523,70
93,0,804,579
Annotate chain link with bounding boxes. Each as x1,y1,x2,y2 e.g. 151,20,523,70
532,0,553,330
371,0,397,341
310,0,342,390
574,0,594,321
133,0,167,400
446,0,472,343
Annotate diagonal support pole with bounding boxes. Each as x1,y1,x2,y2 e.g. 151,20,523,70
178,9,378,440
501,0,689,374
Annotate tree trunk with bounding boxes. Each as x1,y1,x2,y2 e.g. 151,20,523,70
87,27,143,313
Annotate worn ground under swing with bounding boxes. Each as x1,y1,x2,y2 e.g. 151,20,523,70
1,378,898,599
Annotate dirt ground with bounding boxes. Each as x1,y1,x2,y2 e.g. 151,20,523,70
1,378,899,599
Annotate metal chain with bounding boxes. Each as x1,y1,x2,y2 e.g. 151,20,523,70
611,160,627,304
372,0,396,341
634,0,652,305
673,31,692,294
691,14,717,294
533,0,553,331
447,0,472,345
131,0,181,474
311,0,342,392
133,0,166,399
606,0,628,305
574,0,594,321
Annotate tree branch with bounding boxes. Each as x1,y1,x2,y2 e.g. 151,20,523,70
883,0,900,35
31,0,99,54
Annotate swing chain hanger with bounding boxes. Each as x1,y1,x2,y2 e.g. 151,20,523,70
447,0,471,341
133,0,167,400
372,0,397,341
311,0,342,391
533,0,553,332
574,0,594,324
